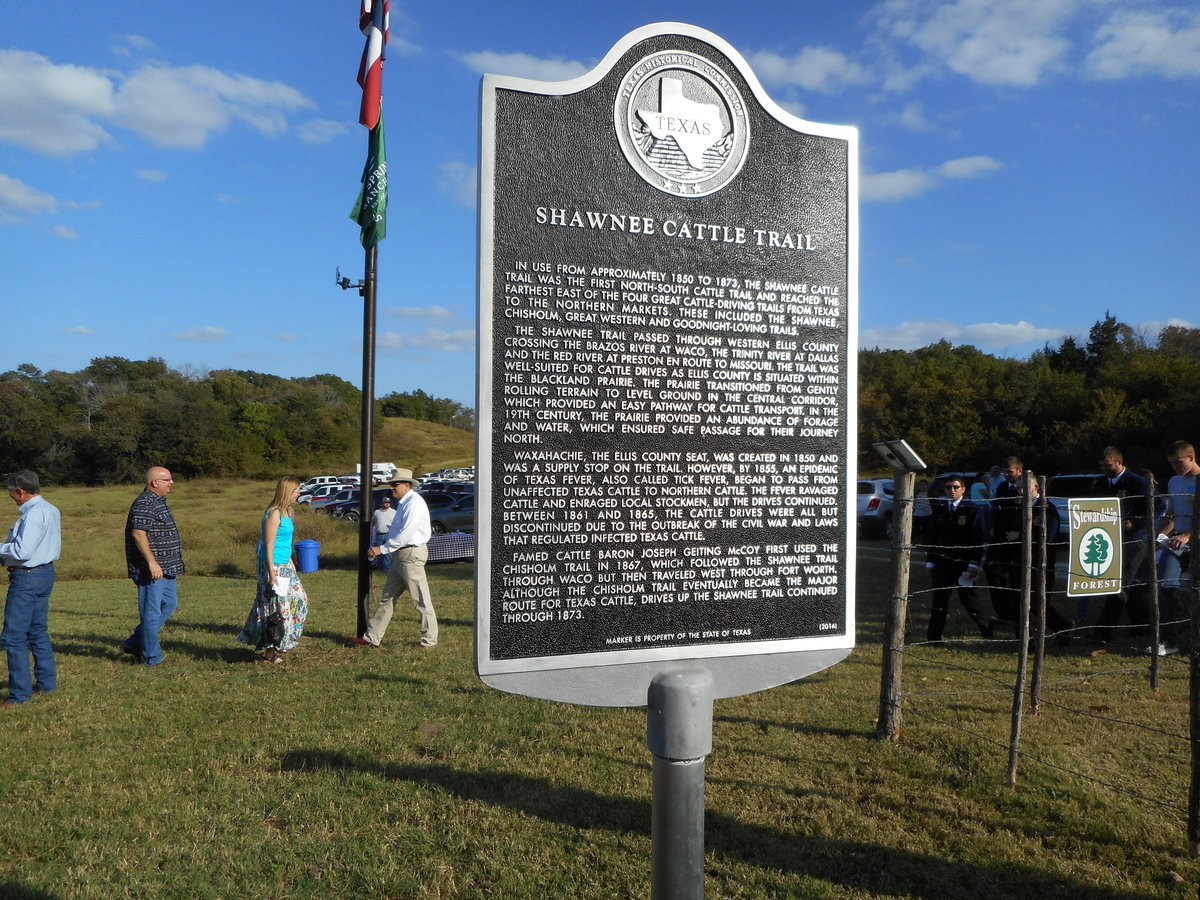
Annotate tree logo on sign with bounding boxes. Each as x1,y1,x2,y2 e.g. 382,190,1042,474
1078,527,1113,577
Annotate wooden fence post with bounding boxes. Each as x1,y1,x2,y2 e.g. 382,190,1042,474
1030,475,1048,715
877,470,916,741
1147,475,1161,690
1007,469,1035,788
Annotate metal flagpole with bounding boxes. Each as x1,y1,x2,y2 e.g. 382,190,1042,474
357,243,377,636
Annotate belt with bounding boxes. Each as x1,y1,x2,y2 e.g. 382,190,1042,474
6,562,52,573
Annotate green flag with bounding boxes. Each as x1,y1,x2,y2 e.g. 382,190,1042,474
350,117,387,248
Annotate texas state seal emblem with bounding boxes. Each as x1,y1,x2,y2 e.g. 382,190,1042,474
614,49,750,198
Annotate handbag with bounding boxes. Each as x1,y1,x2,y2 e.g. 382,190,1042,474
263,594,285,647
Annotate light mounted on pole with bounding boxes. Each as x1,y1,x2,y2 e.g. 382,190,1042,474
336,267,364,295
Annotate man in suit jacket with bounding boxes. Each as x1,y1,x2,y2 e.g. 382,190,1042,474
1091,446,1150,641
988,456,1026,627
926,476,995,641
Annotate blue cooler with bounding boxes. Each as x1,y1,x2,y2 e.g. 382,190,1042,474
296,539,320,573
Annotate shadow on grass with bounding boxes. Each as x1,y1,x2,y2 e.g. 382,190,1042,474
280,750,1155,900
714,714,872,740
356,672,424,686
49,633,125,660
0,882,63,900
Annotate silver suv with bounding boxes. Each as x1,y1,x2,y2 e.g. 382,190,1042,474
857,478,894,538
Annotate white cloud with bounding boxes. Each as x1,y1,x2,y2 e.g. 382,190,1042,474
137,169,167,182
60,325,97,335
860,318,1068,352
1084,9,1200,80
378,328,476,353
111,34,157,56
0,50,115,155
869,0,1079,87
172,325,228,342
216,194,242,204
112,64,314,149
0,50,316,156
938,155,1004,179
296,118,348,145
895,100,932,130
861,154,1003,201
385,305,458,321
861,167,937,201
455,51,589,81
1140,317,1196,336
0,174,58,223
438,161,476,208
750,47,873,93
52,224,78,240
775,98,809,119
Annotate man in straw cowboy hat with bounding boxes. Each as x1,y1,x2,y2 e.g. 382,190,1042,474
352,468,437,648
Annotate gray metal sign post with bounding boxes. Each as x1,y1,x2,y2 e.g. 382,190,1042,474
476,22,858,896
648,667,713,900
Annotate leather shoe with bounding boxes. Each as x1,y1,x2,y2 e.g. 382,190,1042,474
348,636,373,646
1,699,20,708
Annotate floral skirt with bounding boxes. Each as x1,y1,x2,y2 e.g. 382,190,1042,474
236,560,309,652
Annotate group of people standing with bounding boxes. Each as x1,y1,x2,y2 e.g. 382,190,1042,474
2,464,437,706
917,442,1198,653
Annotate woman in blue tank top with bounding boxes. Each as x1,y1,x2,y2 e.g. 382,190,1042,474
237,476,310,662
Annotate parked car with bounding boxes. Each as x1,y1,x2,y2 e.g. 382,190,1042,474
298,483,346,505
419,480,474,496
430,495,475,534
1046,473,1101,541
418,492,463,511
300,475,341,492
331,489,393,522
311,487,359,513
857,478,894,538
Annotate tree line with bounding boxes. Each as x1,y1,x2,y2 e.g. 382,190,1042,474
3,315,1196,485
0,358,468,485
859,315,1200,481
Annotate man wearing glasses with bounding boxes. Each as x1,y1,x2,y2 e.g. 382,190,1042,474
121,466,185,666
926,478,995,641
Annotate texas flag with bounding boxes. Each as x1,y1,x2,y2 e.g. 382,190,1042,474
357,0,389,129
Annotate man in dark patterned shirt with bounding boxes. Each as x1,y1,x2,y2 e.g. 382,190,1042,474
120,466,185,666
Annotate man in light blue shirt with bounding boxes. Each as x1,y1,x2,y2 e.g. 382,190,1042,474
1,470,60,707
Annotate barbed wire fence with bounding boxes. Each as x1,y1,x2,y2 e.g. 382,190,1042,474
875,468,1200,853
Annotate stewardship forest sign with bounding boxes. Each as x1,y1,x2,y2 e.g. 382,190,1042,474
1067,497,1123,598
475,23,858,706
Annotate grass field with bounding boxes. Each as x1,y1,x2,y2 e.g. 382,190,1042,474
1,482,1197,898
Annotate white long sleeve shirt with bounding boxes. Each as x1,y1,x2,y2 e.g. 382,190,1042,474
379,490,431,552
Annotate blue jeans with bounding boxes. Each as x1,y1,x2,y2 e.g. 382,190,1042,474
126,576,179,666
3,564,57,703
1159,548,1191,639
372,533,392,571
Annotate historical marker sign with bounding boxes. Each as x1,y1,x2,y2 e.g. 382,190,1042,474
476,23,858,706
1067,497,1123,597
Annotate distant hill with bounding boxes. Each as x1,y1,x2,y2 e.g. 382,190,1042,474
374,416,475,475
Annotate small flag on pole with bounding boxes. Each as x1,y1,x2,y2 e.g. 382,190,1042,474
357,0,389,129
350,116,387,247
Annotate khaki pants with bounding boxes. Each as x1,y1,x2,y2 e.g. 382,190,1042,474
365,545,437,646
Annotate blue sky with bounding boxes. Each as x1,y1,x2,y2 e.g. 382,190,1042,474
2,1,1197,406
